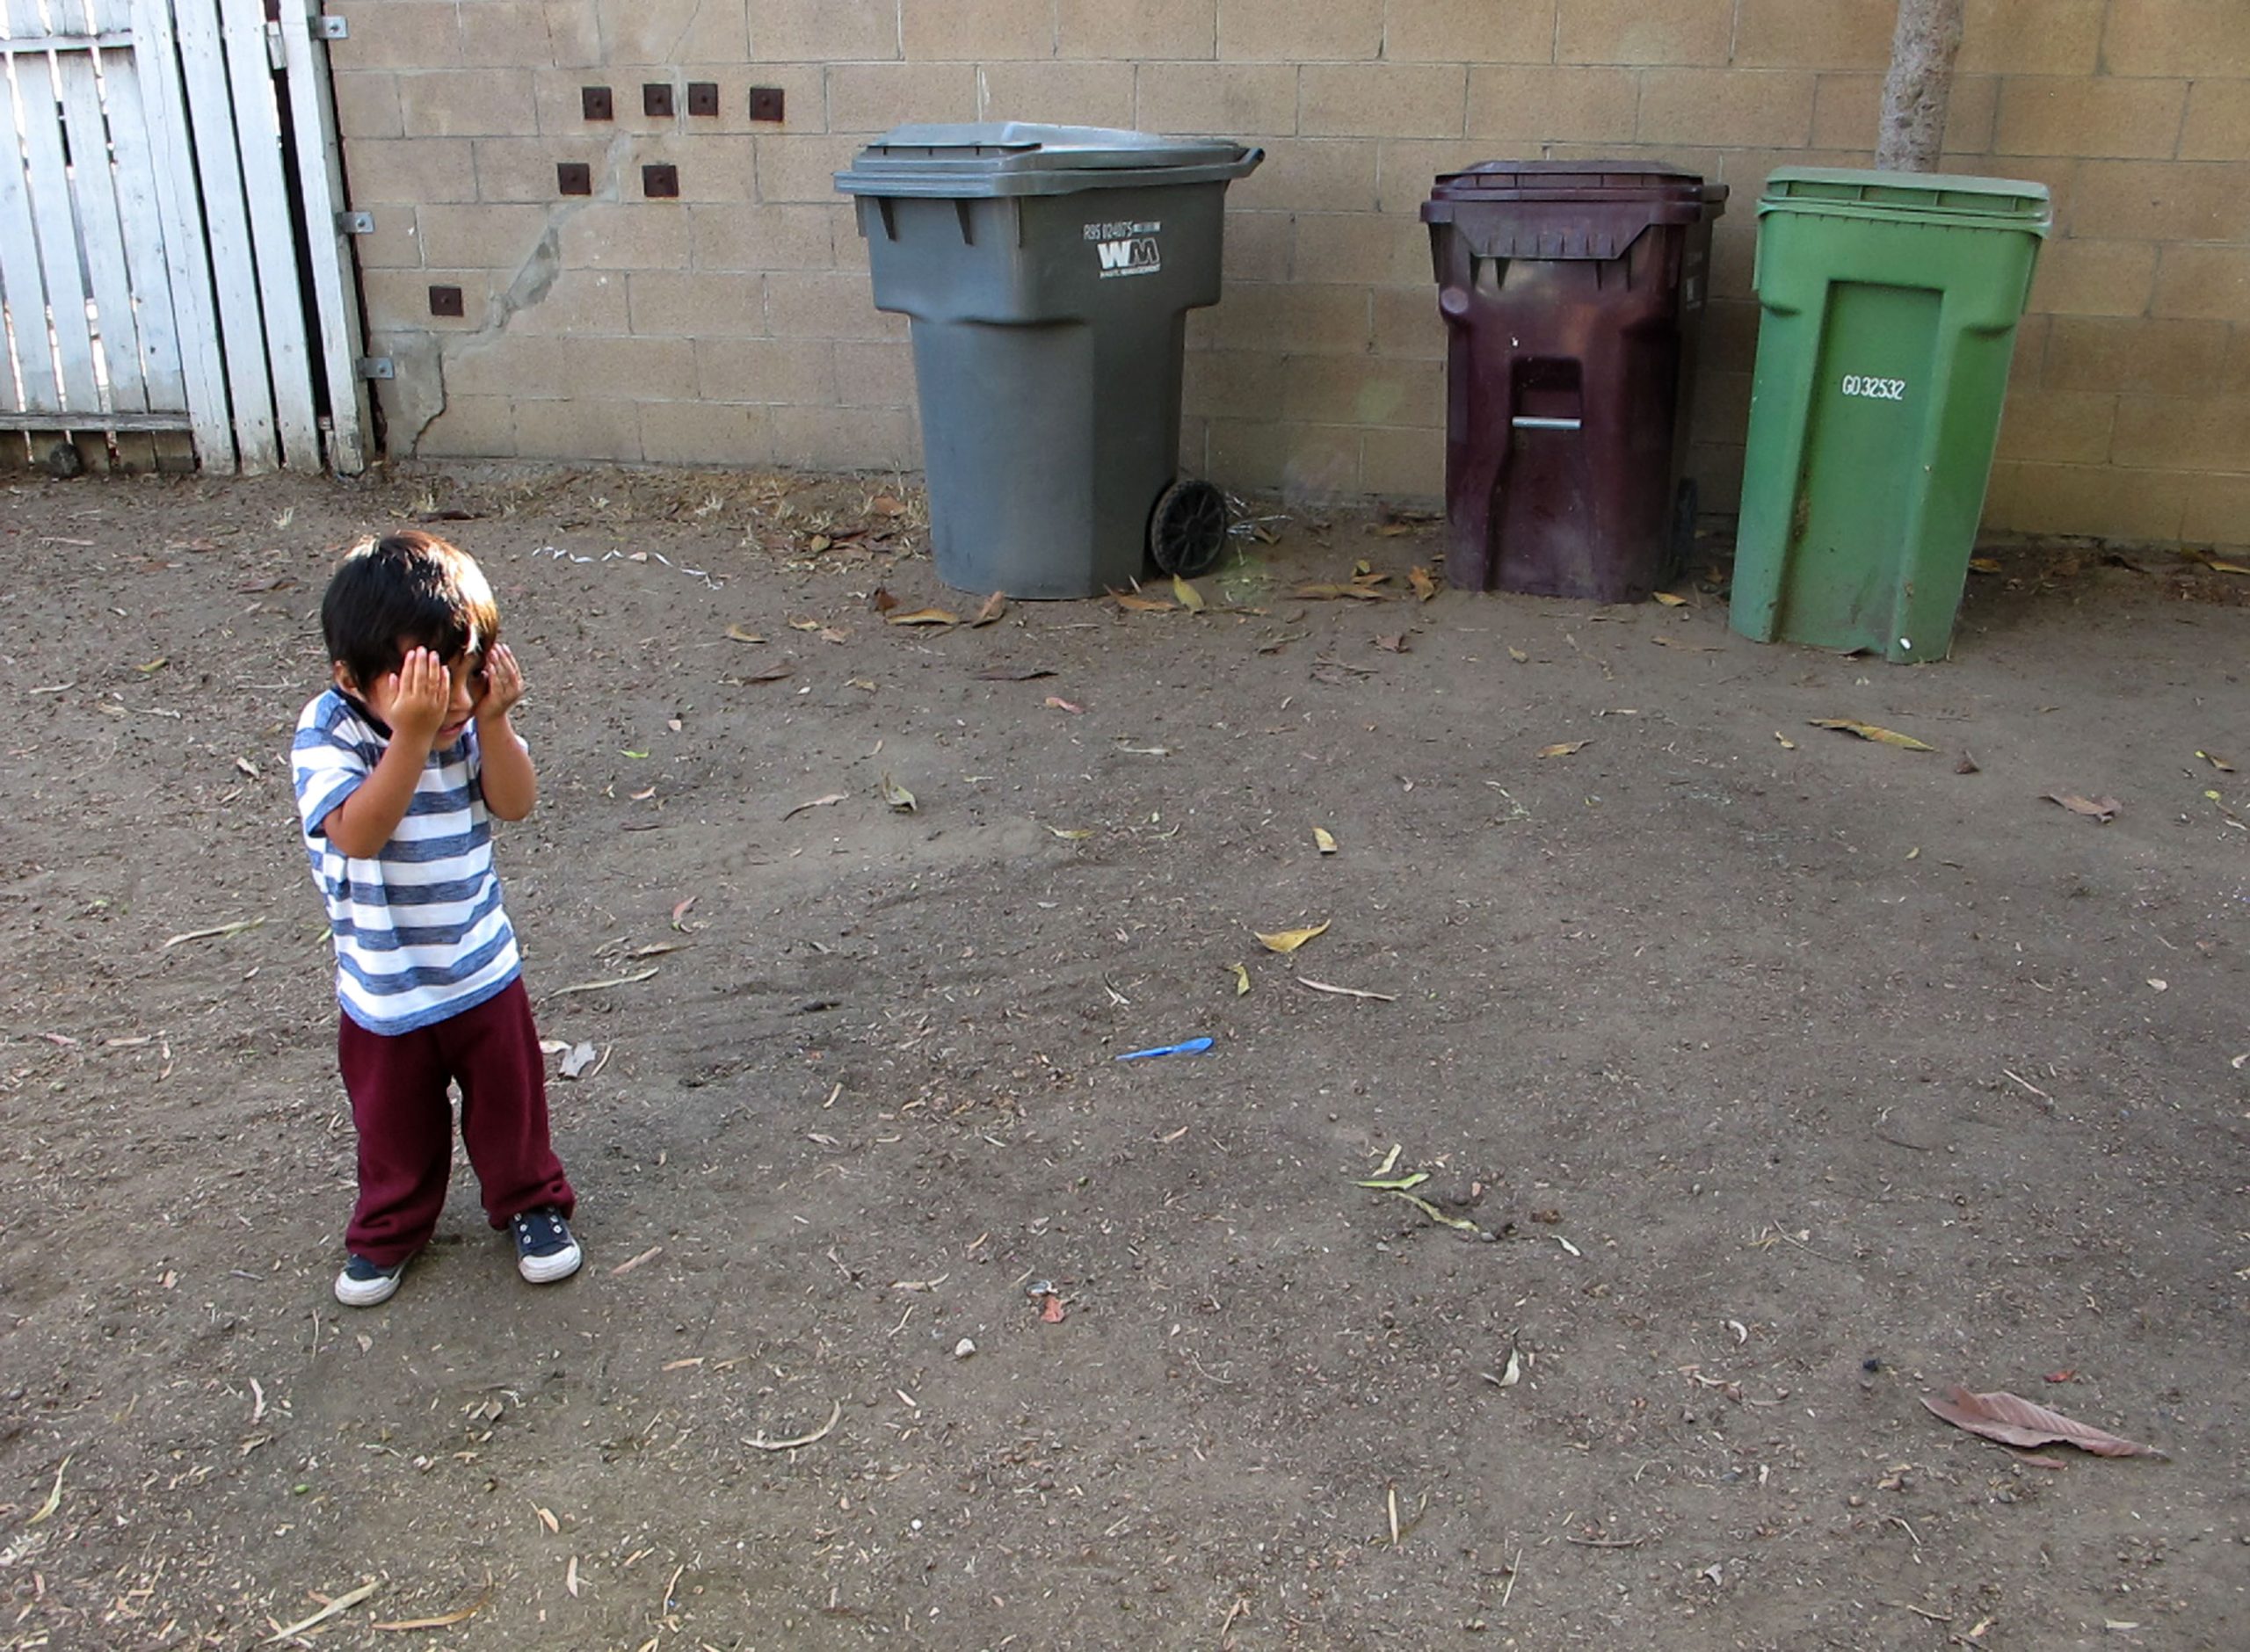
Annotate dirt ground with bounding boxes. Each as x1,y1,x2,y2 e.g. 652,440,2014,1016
0,460,2246,1652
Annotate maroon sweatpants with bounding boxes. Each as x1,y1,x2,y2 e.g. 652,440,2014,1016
337,978,575,1266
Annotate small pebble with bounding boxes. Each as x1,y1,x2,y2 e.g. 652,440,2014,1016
953,1337,976,1359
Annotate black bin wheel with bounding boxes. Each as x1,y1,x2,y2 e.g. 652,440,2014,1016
1149,477,1230,578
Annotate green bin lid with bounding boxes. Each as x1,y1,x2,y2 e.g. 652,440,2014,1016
836,122,1263,199
1760,166,2051,232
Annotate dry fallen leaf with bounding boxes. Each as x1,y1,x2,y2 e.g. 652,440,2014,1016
788,617,822,632
1228,961,1250,996
1969,556,2003,574
1956,750,1980,773
1809,719,1935,751
27,1456,65,1525
742,662,794,684
1408,566,1437,601
887,607,959,627
971,591,1008,627
1507,647,1529,663
1374,632,1409,653
1040,1293,1065,1323
560,1041,598,1078
265,1581,381,1641
1296,583,1387,601
868,586,899,613
974,664,1054,680
1538,740,1589,758
670,896,698,931
2196,750,2235,772
1920,1386,2165,1459
2044,792,2120,822
1256,920,1330,954
1045,826,1092,840
1296,975,1398,1002
1314,827,1338,854
1775,731,1797,749
781,792,846,821
1172,575,1206,612
870,494,908,518
880,773,917,812
1652,591,1688,607
1044,695,1085,714
1111,589,1173,612
368,1575,494,1633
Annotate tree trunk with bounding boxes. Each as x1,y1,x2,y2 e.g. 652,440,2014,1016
1876,0,1965,171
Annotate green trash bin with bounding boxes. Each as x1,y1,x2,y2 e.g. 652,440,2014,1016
1730,168,2050,663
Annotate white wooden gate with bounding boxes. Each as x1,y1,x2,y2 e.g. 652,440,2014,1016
0,0,368,475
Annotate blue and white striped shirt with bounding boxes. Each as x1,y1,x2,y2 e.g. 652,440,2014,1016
292,688,521,1035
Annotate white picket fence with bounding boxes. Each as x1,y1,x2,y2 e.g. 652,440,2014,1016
0,0,367,474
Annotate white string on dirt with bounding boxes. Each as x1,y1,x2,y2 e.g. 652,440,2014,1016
526,544,722,590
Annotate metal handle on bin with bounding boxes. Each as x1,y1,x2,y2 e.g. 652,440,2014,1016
1511,415,1582,431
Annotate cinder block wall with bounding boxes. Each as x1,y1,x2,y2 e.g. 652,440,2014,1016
330,0,2249,547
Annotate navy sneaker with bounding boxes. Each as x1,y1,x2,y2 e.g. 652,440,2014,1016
510,1207,582,1284
334,1253,405,1308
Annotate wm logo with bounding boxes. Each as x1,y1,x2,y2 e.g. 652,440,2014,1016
1096,236,1161,276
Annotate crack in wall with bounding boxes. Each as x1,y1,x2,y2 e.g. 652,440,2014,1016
665,0,715,64
403,133,635,457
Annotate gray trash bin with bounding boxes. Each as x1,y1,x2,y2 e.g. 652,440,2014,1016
837,122,1263,598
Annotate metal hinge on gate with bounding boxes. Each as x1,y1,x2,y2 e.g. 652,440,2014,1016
318,16,348,40
265,22,284,69
356,358,395,380
337,211,374,235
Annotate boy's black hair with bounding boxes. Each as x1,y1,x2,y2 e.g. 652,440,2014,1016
322,530,501,692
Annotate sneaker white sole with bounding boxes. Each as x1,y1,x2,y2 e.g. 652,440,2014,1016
519,1242,582,1285
334,1268,401,1308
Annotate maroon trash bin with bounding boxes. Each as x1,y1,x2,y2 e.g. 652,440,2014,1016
1422,163,1725,603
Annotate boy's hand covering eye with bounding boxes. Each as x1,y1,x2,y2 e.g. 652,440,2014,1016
475,642,526,721
387,648,451,746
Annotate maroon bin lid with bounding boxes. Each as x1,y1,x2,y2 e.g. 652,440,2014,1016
1422,161,1725,256
1427,159,1722,204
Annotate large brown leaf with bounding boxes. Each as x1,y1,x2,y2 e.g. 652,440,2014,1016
1809,718,1934,751
1921,1386,2166,1459
2044,792,2120,822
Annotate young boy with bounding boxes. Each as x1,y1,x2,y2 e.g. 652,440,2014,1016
292,531,580,1307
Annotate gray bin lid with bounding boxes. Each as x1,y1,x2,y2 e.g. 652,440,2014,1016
836,121,1263,199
